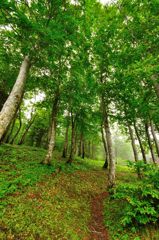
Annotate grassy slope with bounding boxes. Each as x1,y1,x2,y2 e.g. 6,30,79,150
1,144,158,240
0,144,106,240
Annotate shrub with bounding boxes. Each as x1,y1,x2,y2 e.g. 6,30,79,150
113,165,159,227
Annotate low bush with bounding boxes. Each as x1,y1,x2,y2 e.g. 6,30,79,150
113,163,159,227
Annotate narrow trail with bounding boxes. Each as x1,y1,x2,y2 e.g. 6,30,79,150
88,192,109,240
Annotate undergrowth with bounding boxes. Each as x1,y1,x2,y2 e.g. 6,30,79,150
104,163,159,240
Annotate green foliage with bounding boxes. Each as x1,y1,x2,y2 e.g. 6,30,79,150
113,182,159,226
127,160,153,178
112,164,159,227
104,166,159,240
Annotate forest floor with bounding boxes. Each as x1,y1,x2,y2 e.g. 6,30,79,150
0,144,108,240
0,144,159,240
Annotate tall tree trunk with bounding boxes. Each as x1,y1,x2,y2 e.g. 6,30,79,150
150,121,159,158
88,141,91,159
100,69,115,188
134,123,147,163
42,93,59,165
82,140,85,159
145,122,156,164
128,124,142,178
74,132,78,156
104,113,115,188
91,142,95,159
0,56,31,141
10,109,22,144
18,114,36,145
101,125,109,169
67,114,76,164
128,124,139,162
62,120,70,158
78,133,83,157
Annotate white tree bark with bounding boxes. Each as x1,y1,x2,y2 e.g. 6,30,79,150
150,122,159,157
42,92,59,165
128,125,139,162
43,118,56,165
0,56,31,141
101,125,109,169
104,114,115,188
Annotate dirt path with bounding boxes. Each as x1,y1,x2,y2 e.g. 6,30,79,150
88,192,109,240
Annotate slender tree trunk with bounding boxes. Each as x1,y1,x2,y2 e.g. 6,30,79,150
82,140,85,159
62,121,70,158
128,125,139,162
100,69,115,188
78,133,83,157
88,141,91,159
104,113,115,188
101,125,109,169
0,56,31,141
145,122,156,164
18,114,36,145
74,132,78,156
128,124,142,178
150,121,159,158
67,114,76,164
134,123,147,163
42,93,59,165
4,115,17,143
10,109,22,144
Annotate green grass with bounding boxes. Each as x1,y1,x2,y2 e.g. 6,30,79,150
0,144,104,199
0,144,106,240
0,144,55,200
